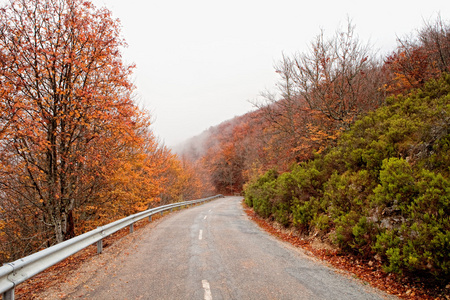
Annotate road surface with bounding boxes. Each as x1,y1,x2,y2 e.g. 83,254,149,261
58,196,393,299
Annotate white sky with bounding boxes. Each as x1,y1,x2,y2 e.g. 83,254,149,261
90,0,449,147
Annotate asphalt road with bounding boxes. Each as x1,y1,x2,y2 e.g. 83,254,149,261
63,196,393,300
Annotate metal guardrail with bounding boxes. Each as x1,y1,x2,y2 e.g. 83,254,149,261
0,195,223,300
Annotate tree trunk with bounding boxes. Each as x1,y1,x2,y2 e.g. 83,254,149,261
65,210,75,240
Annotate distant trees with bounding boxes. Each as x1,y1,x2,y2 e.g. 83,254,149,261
201,121,246,194
179,17,450,200
158,152,212,205
179,113,270,195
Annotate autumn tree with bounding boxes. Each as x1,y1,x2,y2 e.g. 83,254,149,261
255,57,309,159
254,57,337,163
252,21,385,172
0,0,138,247
78,111,168,232
287,20,385,129
420,16,450,73
385,16,450,94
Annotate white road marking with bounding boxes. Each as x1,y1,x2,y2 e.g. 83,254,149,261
204,215,207,220
199,229,203,240
208,209,212,212
202,279,212,300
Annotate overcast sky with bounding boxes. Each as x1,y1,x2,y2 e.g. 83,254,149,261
90,0,449,147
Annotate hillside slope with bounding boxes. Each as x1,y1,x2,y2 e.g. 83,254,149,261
244,74,450,281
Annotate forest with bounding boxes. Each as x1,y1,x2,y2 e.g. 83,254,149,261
179,17,450,283
1,0,449,290
0,0,213,263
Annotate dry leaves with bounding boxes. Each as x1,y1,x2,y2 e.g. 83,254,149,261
243,203,449,300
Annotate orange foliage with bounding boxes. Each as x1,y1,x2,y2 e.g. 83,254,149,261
159,155,212,204
0,0,140,245
0,0,207,263
385,47,438,94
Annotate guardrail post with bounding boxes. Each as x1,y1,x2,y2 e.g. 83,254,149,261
149,215,152,222
3,287,14,300
97,240,103,254
129,223,134,233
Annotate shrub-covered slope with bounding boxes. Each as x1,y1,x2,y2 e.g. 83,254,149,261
244,74,450,280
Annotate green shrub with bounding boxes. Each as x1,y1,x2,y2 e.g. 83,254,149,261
373,169,450,276
333,211,363,253
312,213,331,231
244,169,279,218
292,198,314,231
274,205,290,227
351,216,378,255
271,171,302,226
372,157,417,212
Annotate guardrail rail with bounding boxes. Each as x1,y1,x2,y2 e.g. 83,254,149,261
0,195,223,300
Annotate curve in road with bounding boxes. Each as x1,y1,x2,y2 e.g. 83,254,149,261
57,196,394,300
